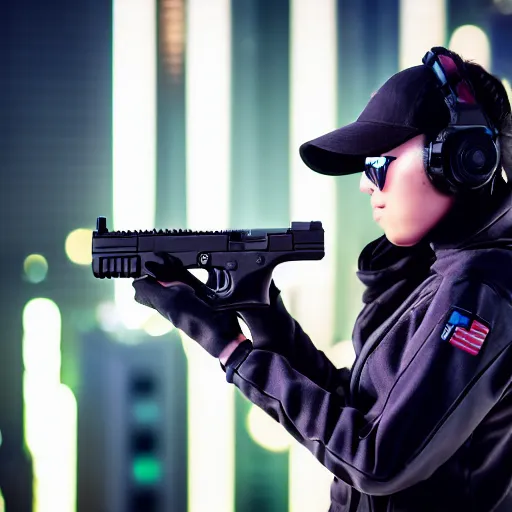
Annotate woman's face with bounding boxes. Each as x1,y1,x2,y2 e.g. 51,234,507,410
359,134,456,246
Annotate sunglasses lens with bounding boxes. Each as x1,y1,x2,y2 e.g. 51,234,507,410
364,157,392,190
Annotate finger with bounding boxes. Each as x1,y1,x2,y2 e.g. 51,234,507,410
146,256,210,294
133,276,209,311
158,280,195,292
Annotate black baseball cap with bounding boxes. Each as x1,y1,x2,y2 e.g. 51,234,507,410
299,64,451,176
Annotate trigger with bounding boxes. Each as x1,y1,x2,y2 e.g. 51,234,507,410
206,269,218,290
205,269,229,292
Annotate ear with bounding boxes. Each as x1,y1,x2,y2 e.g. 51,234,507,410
422,147,430,171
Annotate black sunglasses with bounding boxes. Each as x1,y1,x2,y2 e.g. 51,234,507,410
364,156,397,190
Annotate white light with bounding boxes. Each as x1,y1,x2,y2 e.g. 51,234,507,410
246,405,292,453
502,79,512,103
288,0,338,355
448,25,491,70
22,299,61,386
185,2,234,512
26,381,77,512
22,299,77,512
494,0,512,15
327,340,356,369
112,0,157,329
141,312,174,337
399,0,447,70
65,229,93,265
288,2,338,511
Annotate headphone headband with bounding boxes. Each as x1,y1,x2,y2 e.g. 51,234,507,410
422,50,488,126
421,47,500,194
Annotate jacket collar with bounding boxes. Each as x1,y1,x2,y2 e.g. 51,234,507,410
427,178,512,254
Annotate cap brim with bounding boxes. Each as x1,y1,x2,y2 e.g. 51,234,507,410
299,121,420,176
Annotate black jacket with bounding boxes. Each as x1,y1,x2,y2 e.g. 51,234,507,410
228,182,512,512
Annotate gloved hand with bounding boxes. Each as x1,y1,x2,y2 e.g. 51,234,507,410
238,282,344,393
237,280,299,357
132,254,244,358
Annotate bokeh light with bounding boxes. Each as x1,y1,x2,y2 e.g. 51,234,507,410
494,0,512,15
23,254,48,284
502,79,512,103
327,340,357,370
160,0,185,81
22,298,61,379
448,25,491,69
141,311,173,337
22,298,77,512
96,301,123,333
399,0,446,71
65,229,93,265
246,404,292,453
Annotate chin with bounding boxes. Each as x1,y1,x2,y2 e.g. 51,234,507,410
385,231,425,247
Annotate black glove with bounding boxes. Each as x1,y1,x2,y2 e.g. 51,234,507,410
132,255,244,358
238,282,344,392
237,280,302,358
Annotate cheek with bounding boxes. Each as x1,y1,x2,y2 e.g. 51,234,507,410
383,168,452,245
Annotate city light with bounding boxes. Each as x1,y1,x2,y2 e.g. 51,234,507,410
493,0,512,15
184,1,235,512
22,298,77,512
288,1,338,510
141,313,174,337
65,229,92,266
448,25,491,70
246,405,293,453
23,254,48,283
112,0,158,330
399,0,447,70
160,0,185,81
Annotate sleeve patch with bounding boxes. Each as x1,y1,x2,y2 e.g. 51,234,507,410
441,308,490,356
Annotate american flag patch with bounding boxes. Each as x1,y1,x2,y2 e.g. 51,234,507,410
441,309,490,356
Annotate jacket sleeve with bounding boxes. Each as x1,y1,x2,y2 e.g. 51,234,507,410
228,277,512,495
265,319,351,398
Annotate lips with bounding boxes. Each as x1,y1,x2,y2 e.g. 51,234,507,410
372,204,384,220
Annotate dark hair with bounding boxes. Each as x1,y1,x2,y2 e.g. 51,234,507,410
430,48,512,187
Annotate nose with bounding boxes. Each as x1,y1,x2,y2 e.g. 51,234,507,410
359,172,375,195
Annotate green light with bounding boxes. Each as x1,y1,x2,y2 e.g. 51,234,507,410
23,254,48,284
132,400,160,424
132,456,162,485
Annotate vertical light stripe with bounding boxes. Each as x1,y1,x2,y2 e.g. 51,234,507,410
398,0,447,70
112,0,158,329
22,299,77,512
288,1,338,511
448,25,491,70
184,2,234,512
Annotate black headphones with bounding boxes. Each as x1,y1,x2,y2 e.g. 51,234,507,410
421,47,500,195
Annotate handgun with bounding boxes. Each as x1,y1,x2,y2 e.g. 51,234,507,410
91,216,324,310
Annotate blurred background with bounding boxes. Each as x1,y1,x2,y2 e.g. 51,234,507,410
1,0,512,511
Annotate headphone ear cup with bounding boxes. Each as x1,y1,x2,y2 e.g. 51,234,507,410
446,128,499,189
423,142,455,194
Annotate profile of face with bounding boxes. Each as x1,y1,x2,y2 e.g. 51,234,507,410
359,134,456,246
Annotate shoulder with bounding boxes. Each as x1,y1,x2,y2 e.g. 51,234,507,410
433,248,512,302
426,264,512,359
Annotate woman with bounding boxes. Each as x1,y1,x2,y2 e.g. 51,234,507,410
133,47,512,511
